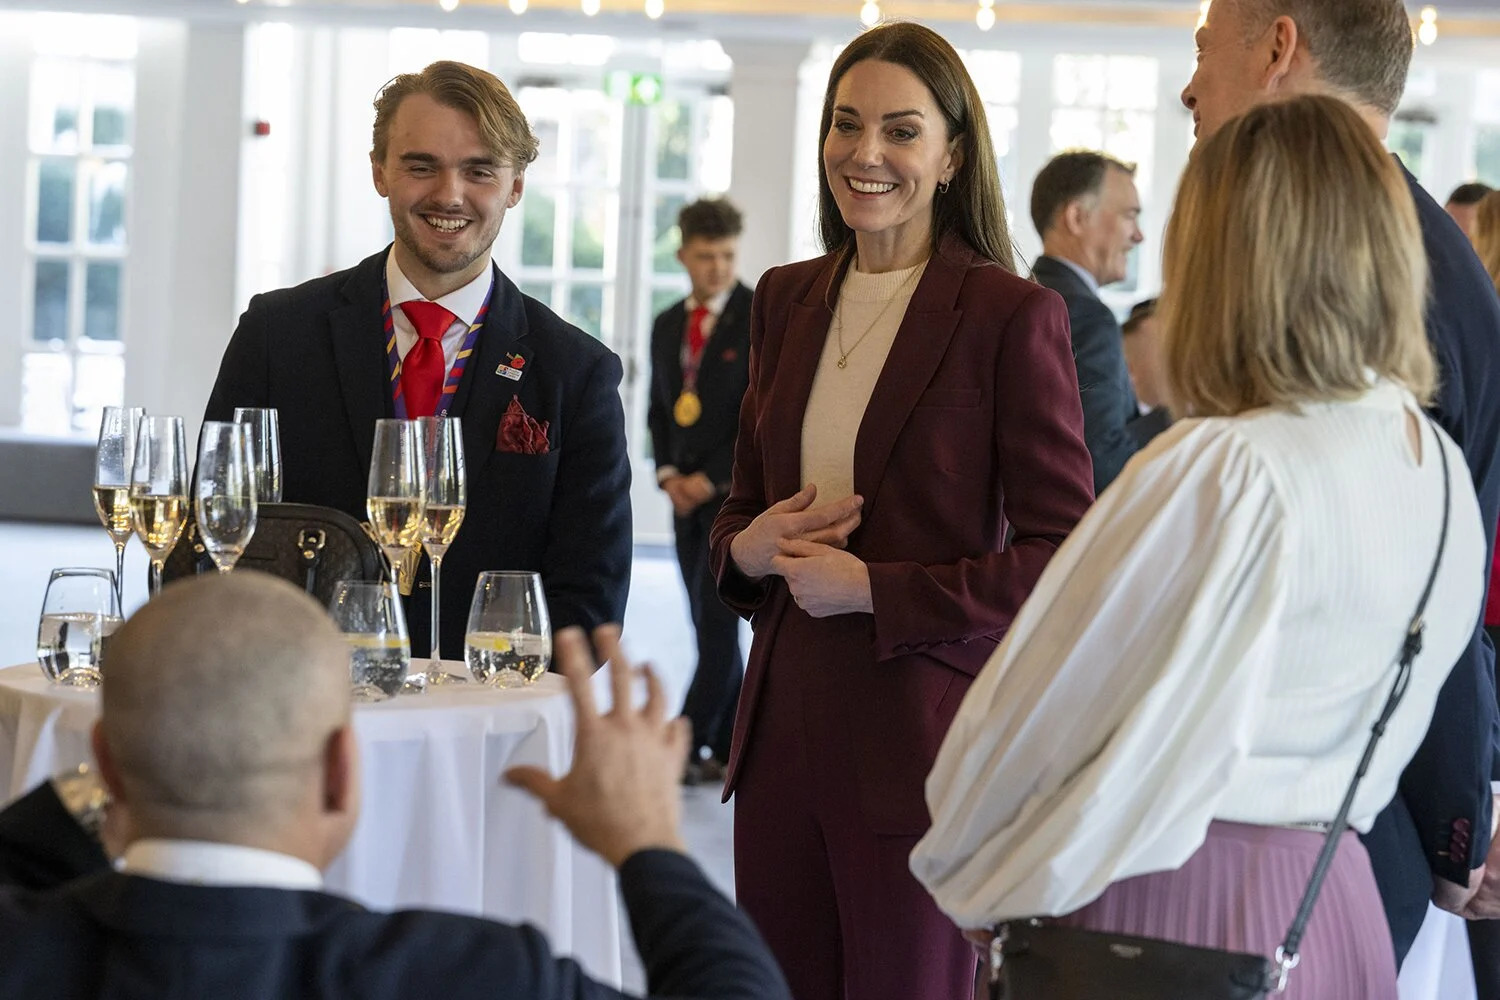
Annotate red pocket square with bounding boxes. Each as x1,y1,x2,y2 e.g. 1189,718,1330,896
497,396,550,455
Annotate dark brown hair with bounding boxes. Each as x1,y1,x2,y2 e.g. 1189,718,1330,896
816,21,1016,271
1030,150,1136,237
372,60,539,168
678,197,744,243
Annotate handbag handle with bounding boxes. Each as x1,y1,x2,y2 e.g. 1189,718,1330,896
1273,415,1453,991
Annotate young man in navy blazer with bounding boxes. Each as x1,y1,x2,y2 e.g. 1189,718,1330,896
0,574,790,1000
1183,0,1500,972
204,61,631,669
646,199,751,783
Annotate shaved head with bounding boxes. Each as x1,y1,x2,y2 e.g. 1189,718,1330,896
99,573,353,843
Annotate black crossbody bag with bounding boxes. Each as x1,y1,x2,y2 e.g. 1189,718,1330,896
989,421,1454,1000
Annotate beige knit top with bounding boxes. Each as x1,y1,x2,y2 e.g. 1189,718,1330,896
800,260,926,507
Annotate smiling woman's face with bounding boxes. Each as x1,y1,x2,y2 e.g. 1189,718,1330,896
823,59,960,267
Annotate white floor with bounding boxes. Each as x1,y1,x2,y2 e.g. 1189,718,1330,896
0,521,1477,998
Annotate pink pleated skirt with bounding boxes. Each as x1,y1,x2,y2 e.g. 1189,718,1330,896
1053,821,1397,1000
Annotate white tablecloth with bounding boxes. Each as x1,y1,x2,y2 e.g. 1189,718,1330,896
0,661,622,985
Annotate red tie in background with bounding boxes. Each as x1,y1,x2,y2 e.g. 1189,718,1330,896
399,300,456,418
686,304,710,365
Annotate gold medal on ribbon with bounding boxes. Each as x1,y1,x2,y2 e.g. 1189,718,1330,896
673,390,702,427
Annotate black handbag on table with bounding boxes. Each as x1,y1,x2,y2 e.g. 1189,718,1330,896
159,502,385,607
988,423,1454,1000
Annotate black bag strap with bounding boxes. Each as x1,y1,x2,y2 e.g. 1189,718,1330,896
1273,415,1453,991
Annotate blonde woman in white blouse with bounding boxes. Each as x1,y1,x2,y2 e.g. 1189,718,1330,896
911,94,1487,999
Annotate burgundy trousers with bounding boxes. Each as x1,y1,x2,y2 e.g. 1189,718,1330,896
733,658,976,1000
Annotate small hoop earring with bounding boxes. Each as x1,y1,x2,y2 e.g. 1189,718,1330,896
937,180,950,195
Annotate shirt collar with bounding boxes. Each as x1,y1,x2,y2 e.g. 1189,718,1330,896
1047,255,1101,297
385,250,493,327
686,286,734,317
121,838,324,891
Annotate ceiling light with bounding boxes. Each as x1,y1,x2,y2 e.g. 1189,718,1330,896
439,0,459,10
976,6,995,29
859,0,880,27
645,0,664,16
1418,6,1438,45
582,0,601,14
509,0,527,11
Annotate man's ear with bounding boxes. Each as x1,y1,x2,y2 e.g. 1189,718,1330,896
1061,197,1093,236
506,170,525,209
371,153,389,199
1261,15,1302,93
322,725,358,815
91,721,126,804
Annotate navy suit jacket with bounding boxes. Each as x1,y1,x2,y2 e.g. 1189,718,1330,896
1030,255,1153,494
1361,165,1500,962
646,283,752,496
204,249,632,658
0,784,789,1000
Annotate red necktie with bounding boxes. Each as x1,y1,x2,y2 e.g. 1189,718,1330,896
686,305,709,365
399,300,456,418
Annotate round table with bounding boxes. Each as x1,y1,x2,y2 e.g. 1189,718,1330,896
0,660,622,985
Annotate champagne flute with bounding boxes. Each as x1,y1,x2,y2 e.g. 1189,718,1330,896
233,407,283,503
195,421,258,573
130,415,190,597
329,580,410,702
366,419,426,689
465,571,551,688
93,405,143,610
417,416,466,684
36,567,122,689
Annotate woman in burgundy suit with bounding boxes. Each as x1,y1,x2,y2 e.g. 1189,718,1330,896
707,22,1096,1000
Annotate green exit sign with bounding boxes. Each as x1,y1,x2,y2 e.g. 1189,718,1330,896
606,71,663,106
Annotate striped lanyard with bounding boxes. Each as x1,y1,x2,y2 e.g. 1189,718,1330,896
382,276,492,419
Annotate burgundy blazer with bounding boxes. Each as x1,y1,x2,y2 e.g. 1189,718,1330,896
708,235,1095,834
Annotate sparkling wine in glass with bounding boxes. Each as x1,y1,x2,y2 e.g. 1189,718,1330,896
36,567,122,689
130,415,190,597
418,416,466,684
465,571,551,688
329,580,409,702
195,421,258,573
94,406,144,610
367,419,426,689
232,407,283,503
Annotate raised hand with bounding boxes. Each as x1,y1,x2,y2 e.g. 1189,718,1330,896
504,628,690,868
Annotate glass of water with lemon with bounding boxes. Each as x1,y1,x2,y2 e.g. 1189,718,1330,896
465,571,550,688
329,580,409,701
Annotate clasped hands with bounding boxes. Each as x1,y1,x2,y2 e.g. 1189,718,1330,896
730,484,872,618
661,472,717,517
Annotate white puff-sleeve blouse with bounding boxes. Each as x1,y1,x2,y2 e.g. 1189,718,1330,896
910,381,1486,930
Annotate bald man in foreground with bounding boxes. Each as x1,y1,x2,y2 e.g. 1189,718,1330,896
0,574,790,1000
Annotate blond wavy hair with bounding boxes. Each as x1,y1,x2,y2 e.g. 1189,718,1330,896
1474,191,1500,296
1159,94,1433,416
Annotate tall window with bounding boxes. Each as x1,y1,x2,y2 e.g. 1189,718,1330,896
960,50,1022,201
1474,71,1500,186
23,15,137,435
1050,53,1158,293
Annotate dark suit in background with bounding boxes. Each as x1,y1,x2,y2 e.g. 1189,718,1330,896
204,248,632,658
647,283,752,765
0,783,107,893
1361,166,1500,965
1032,254,1154,494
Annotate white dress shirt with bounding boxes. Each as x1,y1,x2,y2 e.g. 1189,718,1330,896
385,252,494,371
911,380,1485,929
121,838,324,890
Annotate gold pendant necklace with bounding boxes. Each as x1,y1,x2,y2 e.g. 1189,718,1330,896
835,260,924,369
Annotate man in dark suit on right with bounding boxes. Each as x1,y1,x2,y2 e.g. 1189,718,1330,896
647,198,751,783
1029,151,1151,494
0,573,790,1000
1183,0,1500,973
